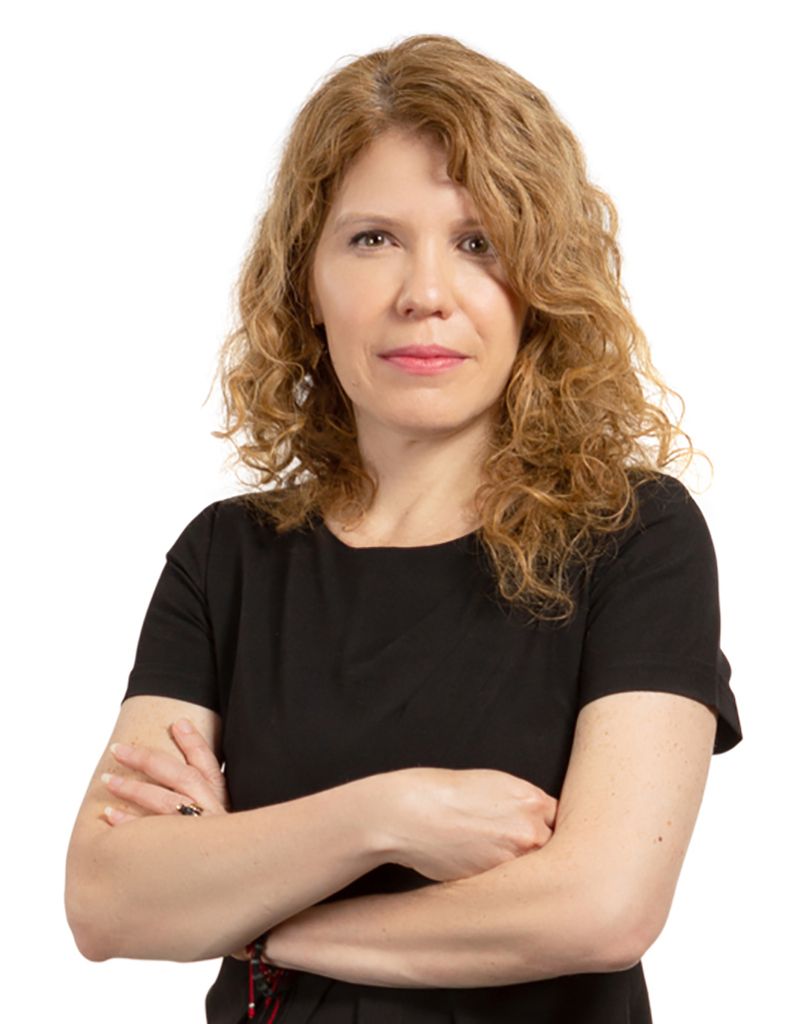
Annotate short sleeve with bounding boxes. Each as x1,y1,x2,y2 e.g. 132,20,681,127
123,502,220,712
579,475,742,754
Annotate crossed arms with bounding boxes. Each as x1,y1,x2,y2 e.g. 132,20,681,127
65,689,717,986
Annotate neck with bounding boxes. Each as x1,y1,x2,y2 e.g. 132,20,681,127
328,419,490,547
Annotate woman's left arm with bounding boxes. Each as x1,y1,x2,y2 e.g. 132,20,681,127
261,689,716,987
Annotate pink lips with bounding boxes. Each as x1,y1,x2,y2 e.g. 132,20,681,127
379,344,469,376
383,344,466,358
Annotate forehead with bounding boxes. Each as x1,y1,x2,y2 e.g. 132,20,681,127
345,128,451,179
327,129,478,220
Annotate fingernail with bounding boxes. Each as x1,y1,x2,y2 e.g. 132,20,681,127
174,718,193,734
110,742,132,757
101,772,115,785
104,806,123,824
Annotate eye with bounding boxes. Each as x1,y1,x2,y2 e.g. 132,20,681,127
349,230,390,249
347,229,495,257
461,234,494,258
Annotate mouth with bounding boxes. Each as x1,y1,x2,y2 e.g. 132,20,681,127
381,344,466,358
378,349,469,376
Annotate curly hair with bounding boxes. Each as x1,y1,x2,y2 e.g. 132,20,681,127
212,33,698,623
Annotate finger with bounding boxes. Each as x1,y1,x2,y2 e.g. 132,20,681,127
530,824,554,849
521,790,558,829
171,718,221,776
109,743,223,813
170,720,228,807
103,805,139,826
544,795,558,829
102,771,194,816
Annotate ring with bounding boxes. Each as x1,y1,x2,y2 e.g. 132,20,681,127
176,802,204,816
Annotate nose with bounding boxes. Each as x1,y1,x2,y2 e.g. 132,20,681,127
396,240,456,320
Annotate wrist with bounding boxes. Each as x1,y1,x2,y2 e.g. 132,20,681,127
246,929,279,965
351,769,412,868
246,928,296,1019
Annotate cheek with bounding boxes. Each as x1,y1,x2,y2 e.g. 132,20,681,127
317,255,392,318
463,268,517,316
325,332,376,402
322,288,385,357
319,280,386,386
466,281,525,352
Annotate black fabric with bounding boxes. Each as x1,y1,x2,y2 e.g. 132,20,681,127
124,472,742,1024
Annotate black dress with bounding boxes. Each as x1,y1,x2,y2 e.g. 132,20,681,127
123,472,742,1023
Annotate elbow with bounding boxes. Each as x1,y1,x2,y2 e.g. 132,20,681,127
71,930,113,963
66,837,213,964
65,888,115,962
600,930,651,974
65,845,120,962
594,889,668,973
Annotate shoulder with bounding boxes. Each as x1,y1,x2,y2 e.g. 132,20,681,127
159,494,273,570
174,492,286,540
627,469,694,522
156,493,299,603
212,491,312,544
608,470,713,556
176,490,321,568
585,470,721,605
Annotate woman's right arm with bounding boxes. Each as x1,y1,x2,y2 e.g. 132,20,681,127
65,694,393,964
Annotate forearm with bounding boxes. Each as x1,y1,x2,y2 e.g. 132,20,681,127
66,774,389,963
267,841,629,987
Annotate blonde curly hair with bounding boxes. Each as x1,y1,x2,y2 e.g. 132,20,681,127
212,33,696,623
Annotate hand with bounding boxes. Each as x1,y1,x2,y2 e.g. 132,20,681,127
101,717,230,825
383,767,558,882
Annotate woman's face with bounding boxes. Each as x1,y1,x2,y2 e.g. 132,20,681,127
309,128,528,450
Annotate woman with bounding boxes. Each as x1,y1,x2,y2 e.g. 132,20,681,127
65,33,742,1024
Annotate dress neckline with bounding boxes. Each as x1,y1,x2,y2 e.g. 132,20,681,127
318,518,479,553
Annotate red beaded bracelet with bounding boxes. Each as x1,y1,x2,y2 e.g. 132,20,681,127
244,932,296,1022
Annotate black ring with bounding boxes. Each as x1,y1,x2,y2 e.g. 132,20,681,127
177,802,204,816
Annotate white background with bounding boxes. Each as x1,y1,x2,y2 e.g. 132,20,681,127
2,1,793,1020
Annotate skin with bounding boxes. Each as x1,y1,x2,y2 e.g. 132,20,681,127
307,127,528,546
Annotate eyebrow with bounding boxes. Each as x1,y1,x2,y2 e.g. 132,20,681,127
332,213,486,233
